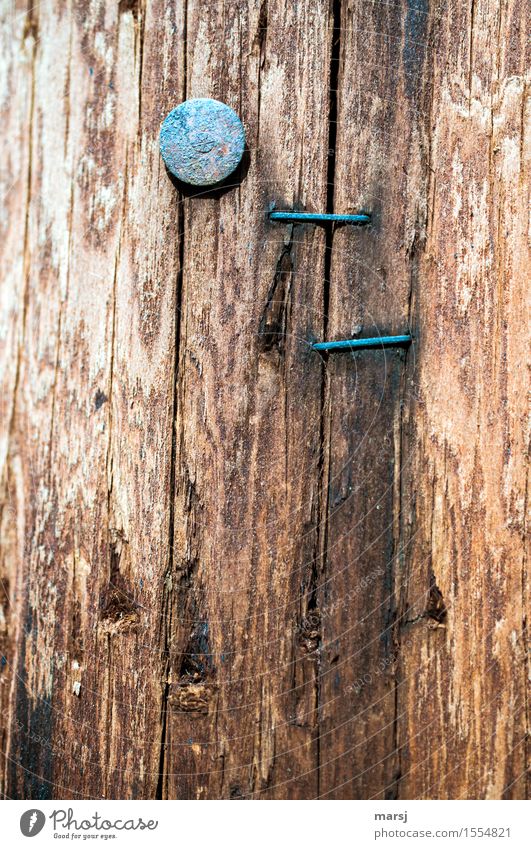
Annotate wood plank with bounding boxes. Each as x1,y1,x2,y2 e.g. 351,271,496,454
0,0,36,792
397,0,529,799
162,0,332,800
1,0,181,798
318,0,434,798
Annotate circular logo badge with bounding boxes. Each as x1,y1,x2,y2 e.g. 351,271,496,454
20,809,46,837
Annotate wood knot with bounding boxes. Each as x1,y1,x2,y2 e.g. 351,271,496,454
99,586,139,633
426,576,447,624
298,609,321,654
169,683,213,715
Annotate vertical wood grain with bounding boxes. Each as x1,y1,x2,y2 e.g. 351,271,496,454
1,0,182,798
397,0,529,800
162,0,331,800
318,0,433,799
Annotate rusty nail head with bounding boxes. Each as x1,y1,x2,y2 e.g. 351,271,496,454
160,98,245,187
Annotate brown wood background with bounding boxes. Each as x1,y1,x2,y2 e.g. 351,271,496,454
0,0,528,800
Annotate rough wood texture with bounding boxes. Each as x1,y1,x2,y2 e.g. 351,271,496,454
0,0,528,800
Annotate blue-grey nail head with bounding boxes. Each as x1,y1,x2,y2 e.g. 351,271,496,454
160,98,245,186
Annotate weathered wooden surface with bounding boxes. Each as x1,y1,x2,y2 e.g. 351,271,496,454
0,0,528,800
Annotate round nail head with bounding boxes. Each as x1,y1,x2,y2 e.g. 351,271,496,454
160,98,245,187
